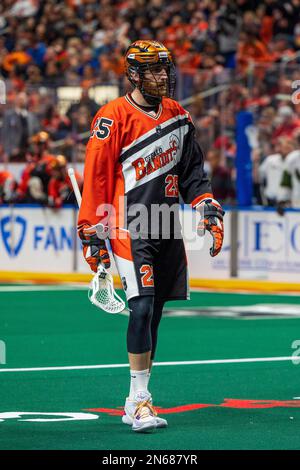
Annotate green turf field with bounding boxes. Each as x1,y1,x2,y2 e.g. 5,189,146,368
1,285,300,450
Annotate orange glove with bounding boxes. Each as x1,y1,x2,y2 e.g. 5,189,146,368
78,224,110,272
196,198,224,257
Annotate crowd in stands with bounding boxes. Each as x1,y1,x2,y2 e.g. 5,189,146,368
0,0,300,208
0,130,83,206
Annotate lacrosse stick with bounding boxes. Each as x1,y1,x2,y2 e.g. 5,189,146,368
68,167,125,314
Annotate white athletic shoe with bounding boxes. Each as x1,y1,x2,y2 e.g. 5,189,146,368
122,391,168,431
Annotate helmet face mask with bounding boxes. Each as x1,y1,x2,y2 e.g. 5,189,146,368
125,41,176,105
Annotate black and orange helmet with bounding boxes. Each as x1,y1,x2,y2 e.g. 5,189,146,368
29,131,50,159
50,154,67,170
31,131,50,144
124,40,176,104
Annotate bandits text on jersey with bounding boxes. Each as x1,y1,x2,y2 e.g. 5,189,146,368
132,135,180,181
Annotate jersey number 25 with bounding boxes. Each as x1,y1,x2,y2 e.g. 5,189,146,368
91,117,114,140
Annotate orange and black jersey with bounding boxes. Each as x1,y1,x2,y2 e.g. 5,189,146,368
78,93,212,233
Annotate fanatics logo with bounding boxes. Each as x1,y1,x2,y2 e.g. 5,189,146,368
0,215,27,257
156,125,162,135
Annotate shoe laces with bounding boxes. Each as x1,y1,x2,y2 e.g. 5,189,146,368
134,400,157,420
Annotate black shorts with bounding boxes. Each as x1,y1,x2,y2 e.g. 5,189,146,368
110,229,189,302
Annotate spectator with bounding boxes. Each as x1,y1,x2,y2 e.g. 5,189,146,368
48,154,83,208
258,139,287,206
42,103,71,141
1,91,40,161
0,170,15,203
237,30,274,77
278,136,300,209
206,149,235,205
16,131,56,203
66,87,99,125
217,0,242,68
272,106,300,140
2,41,31,75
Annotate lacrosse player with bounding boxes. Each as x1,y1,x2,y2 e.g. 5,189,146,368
78,40,224,432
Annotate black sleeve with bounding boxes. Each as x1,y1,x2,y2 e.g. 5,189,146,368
178,123,212,206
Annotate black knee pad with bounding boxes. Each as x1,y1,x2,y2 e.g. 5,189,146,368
127,296,154,354
150,300,164,360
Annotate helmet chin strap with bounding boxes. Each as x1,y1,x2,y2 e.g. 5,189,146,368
140,91,162,106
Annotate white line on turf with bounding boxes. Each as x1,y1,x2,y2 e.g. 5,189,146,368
0,356,296,373
1,285,300,296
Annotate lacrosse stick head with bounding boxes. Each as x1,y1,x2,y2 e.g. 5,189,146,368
88,265,125,314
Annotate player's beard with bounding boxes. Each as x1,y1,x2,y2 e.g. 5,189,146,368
142,78,168,99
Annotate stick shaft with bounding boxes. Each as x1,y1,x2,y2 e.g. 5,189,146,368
68,168,82,208
68,169,111,278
